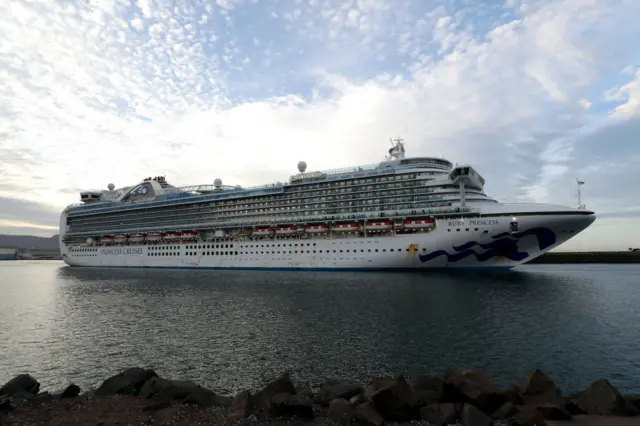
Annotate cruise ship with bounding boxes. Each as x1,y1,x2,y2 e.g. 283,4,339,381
59,139,595,270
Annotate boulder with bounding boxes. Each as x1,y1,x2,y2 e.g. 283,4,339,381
498,385,523,405
623,396,640,416
263,371,296,396
328,398,353,424
0,398,15,411
270,393,314,418
412,375,444,403
0,374,40,397
461,403,492,426
138,377,231,407
95,367,157,397
513,407,548,426
521,370,558,405
492,401,518,419
420,402,458,426
564,400,587,415
229,390,252,420
535,403,572,420
370,374,420,421
577,379,626,415
295,384,314,399
141,400,171,412
354,402,384,426
314,379,362,406
61,384,81,398
442,368,501,413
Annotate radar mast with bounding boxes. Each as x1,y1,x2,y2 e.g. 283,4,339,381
386,137,406,160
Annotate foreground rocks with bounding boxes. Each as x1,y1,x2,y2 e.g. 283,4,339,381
1,368,640,425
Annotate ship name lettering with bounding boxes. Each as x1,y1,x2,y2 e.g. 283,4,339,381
101,248,144,256
469,219,499,226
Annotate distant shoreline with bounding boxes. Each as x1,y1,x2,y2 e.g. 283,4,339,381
529,251,640,264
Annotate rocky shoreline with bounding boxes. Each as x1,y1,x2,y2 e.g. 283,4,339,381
1,368,639,426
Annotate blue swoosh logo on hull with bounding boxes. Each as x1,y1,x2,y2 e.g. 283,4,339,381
419,228,556,263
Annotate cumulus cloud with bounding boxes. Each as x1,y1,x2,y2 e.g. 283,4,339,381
0,0,639,249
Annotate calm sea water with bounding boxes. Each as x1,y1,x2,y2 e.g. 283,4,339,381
1,261,639,396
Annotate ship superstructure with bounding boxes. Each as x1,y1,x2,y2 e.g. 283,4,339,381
59,139,596,270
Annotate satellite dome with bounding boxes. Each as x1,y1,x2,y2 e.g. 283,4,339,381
235,185,242,189
214,178,222,188
297,161,307,173
107,183,115,191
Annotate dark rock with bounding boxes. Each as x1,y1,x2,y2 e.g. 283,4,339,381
370,374,419,421
412,375,444,402
270,393,314,418
349,393,367,405
141,400,171,411
0,398,15,411
229,390,252,420
420,402,458,426
461,403,492,426
492,401,518,419
0,374,40,397
263,371,296,396
94,367,157,397
9,392,36,405
364,376,395,400
498,385,523,405
564,400,587,415
513,407,548,426
33,392,54,404
577,379,626,415
535,403,572,420
315,379,363,406
328,398,353,424
623,396,640,416
295,384,314,399
521,370,558,405
462,371,493,391
354,402,384,426
61,384,81,398
442,368,501,414
139,377,231,407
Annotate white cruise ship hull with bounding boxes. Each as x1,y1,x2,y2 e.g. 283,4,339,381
60,212,595,270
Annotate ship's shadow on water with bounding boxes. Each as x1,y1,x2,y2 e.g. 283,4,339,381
6,263,639,396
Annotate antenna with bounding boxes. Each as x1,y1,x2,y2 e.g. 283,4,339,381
386,137,406,160
576,179,585,209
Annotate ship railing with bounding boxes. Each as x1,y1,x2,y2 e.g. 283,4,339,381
63,206,475,237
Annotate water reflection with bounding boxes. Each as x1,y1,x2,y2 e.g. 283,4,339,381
1,262,639,395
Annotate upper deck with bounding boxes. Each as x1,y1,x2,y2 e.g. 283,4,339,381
66,140,456,218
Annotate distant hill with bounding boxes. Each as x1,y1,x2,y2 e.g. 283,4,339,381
0,234,59,250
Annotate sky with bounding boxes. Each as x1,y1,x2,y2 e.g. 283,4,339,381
0,0,639,251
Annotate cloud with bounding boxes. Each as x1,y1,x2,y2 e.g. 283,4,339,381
0,0,639,250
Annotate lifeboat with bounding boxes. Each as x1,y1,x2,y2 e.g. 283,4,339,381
332,223,359,232
113,234,128,243
365,221,393,231
403,218,435,230
305,224,329,234
129,233,145,243
252,227,274,236
146,232,163,242
181,231,198,240
275,226,297,236
101,235,114,243
164,232,181,241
